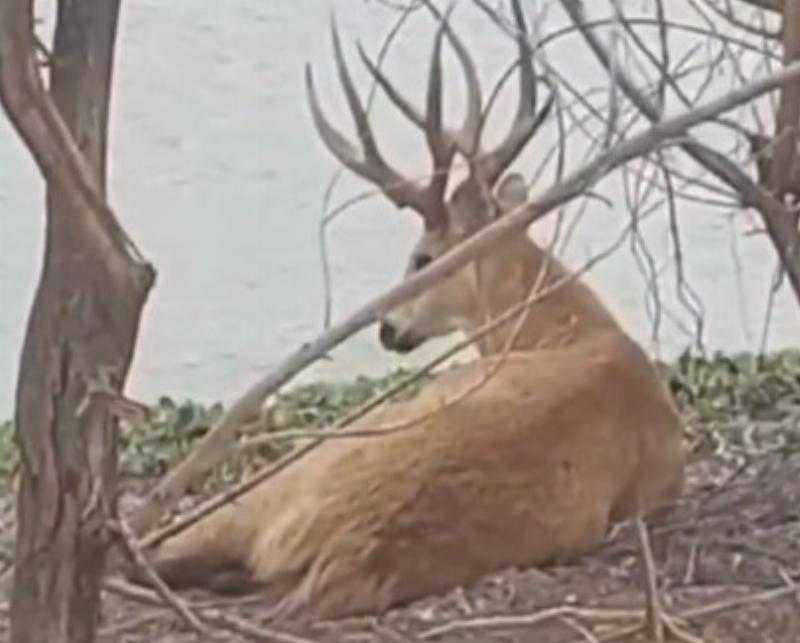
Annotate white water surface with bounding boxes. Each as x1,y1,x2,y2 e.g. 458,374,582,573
0,1,796,417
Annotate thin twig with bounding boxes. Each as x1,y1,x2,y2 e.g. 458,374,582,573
318,2,419,329
130,56,800,537
422,583,800,643
97,611,166,640
559,0,800,303
697,0,780,38
108,519,209,637
103,578,317,643
159,223,631,548
419,606,642,639
244,223,628,447
559,616,601,643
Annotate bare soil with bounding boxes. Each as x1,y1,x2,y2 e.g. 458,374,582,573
94,446,800,643
3,430,800,642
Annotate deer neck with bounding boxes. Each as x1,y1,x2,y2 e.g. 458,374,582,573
465,236,622,357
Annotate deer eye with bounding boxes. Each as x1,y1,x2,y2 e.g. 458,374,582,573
412,254,433,271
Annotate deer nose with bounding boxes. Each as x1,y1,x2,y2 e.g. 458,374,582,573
379,322,397,349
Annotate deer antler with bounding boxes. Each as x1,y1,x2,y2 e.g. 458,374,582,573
363,0,553,190
306,1,552,230
474,0,554,187
357,6,483,159
306,16,466,231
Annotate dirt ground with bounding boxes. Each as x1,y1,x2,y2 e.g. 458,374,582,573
93,444,800,642
3,425,800,641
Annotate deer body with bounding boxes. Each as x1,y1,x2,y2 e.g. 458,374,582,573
147,236,683,619
143,2,685,619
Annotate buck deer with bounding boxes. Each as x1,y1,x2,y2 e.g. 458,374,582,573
142,3,686,633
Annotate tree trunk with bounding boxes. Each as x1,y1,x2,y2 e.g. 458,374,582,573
754,0,800,299
0,2,155,642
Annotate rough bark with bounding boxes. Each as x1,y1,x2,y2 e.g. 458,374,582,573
768,2,800,198
748,2,800,292
0,1,155,642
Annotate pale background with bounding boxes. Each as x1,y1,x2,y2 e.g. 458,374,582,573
0,1,796,417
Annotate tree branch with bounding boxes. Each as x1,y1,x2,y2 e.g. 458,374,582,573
733,0,782,12
1,2,155,641
129,59,800,536
0,0,150,275
558,0,800,304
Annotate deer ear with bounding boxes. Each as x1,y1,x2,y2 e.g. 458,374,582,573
495,173,528,213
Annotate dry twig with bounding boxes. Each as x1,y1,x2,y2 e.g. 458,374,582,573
109,518,209,637
130,45,800,538
148,220,633,549
103,579,317,643
419,583,800,642
418,605,642,639
558,0,800,302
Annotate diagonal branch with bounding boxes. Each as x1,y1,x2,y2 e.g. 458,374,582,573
558,0,800,304
733,0,782,12
109,519,208,637
143,221,631,549
129,59,800,536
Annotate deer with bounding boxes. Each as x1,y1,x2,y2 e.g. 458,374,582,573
141,3,686,637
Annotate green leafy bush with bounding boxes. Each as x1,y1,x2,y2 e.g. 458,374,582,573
1,353,800,488
120,368,428,484
119,397,225,477
0,420,15,483
268,369,426,430
666,349,800,421
0,369,428,488
664,349,800,454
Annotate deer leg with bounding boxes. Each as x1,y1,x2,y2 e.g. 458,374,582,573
634,517,702,643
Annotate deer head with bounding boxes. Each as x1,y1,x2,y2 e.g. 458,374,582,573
306,1,552,353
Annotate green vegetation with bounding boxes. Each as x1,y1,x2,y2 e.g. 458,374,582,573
0,368,429,489
665,349,800,455
1,352,799,489
118,368,428,486
668,350,800,421
0,419,14,482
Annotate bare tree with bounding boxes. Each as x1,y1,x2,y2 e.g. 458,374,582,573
3,0,800,639
0,1,154,641
554,0,800,304
129,24,800,543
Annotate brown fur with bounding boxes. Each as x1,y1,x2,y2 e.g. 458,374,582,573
144,235,685,620
144,7,685,618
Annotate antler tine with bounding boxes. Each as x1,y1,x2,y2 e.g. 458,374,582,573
478,0,553,186
361,3,483,160
357,44,426,131
421,19,454,231
305,19,438,223
329,20,385,175
350,14,460,231
443,22,482,158
421,1,482,158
